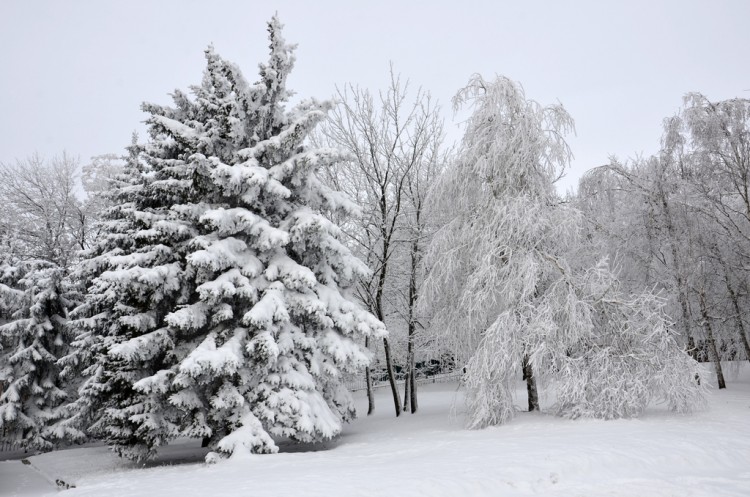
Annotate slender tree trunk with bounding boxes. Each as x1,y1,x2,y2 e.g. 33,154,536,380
364,336,375,415
402,246,416,413
402,345,416,413
699,289,726,389
382,337,401,416
376,232,402,416
403,332,417,414
409,367,417,413
403,368,410,412
522,355,539,411
403,237,420,413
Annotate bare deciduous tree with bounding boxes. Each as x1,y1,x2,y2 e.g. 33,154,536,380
317,67,445,416
0,153,86,267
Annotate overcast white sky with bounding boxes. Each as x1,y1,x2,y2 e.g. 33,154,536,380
1,0,748,192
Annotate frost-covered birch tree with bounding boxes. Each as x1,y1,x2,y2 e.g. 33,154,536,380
683,94,750,365
421,75,576,418
589,151,700,359
421,75,705,428
64,18,384,462
578,99,750,384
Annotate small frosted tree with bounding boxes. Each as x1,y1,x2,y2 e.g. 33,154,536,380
66,18,384,461
421,75,705,428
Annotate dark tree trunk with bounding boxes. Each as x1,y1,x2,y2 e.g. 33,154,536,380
364,336,375,415
375,226,401,416
403,367,410,412
403,334,418,414
382,337,401,416
409,368,417,414
403,237,420,414
402,346,416,414
522,355,540,412
699,289,726,389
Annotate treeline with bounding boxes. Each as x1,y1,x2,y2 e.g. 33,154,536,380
0,17,746,459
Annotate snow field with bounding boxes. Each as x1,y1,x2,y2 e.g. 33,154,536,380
9,363,750,497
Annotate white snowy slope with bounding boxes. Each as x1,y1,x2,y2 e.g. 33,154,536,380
8,363,750,497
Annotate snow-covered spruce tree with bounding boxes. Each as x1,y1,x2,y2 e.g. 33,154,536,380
0,259,73,450
420,75,705,428
68,18,384,461
0,251,23,436
53,135,153,445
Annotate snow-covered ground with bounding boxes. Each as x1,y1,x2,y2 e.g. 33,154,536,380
3,363,749,497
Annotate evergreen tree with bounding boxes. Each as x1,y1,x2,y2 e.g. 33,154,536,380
0,259,73,449
68,17,384,461
0,155,84,450
54,134,151,445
